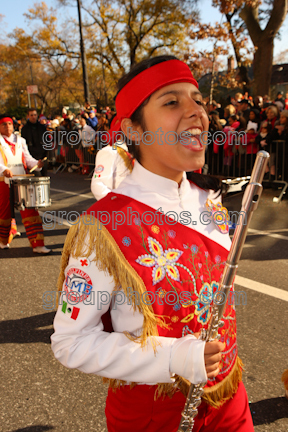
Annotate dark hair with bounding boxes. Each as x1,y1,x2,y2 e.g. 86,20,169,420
117,55,227,196
27,108,37,114
0,114,13,121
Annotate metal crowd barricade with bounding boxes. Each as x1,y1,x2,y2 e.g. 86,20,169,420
265,140,287,203
64,143,97,176
207,138,287,202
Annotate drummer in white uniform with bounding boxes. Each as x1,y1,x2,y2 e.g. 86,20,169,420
0,115,51,253
91,140,134,201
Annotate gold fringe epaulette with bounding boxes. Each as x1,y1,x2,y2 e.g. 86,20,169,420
116,146,134,173
57,216,243,407
57,216,160,350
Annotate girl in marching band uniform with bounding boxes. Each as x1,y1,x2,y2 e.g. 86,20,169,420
51,56,254,431
0,115,50,253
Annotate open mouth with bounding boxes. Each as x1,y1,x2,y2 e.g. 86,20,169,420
180,128,204,151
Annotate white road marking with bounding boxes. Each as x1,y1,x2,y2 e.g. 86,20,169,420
50,188,94,200
248,228,288,241
235,275,288,302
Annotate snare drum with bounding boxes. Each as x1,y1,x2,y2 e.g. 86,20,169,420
11,176,51,210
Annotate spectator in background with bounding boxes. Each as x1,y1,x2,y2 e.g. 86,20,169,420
285,92,288,110
224,104,236,123
262,110,288,181
254,96,263,111
107,110,116,128
247,109,261,132
84,101,93,115
207,100,218,113
256,121,272,151
265,105,279,129
85,110,98,130
79,116,96,146
21,108,48,176
238,99,250,124
96,114,109,132
39,115,47,125
274,91,285,111
77,117,96,174
221,115,240,175
263,95,271,108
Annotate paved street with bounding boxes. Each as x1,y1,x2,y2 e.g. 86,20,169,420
1,170,288,432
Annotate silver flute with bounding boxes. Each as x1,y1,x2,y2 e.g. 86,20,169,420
178,150,270,432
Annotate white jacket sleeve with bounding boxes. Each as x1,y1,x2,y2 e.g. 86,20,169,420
51,253,207,384
91,146,116,201
21,137,41,171
0,154,6,175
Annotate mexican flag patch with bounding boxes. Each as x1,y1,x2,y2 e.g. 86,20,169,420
61,301,80,320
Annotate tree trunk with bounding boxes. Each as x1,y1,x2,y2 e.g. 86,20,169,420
253,36,274,96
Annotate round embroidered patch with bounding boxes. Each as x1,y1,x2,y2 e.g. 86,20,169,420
64,268,93,302
95,165,104,173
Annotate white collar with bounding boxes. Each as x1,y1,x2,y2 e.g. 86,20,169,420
129,160,191,199
2,134,17,143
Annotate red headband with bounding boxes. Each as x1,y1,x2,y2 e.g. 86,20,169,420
108,60,198,144
0,117,13,125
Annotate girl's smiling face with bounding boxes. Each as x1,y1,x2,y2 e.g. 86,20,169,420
128,82,209,182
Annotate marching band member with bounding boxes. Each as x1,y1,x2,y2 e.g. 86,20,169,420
0,115,51,253
91,140,134,200
51,56,254,431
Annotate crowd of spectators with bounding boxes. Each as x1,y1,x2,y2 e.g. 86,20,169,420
11,103,115,175
8,90,288,181
205,91,288,181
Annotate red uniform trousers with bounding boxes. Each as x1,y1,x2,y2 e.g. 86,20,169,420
0,181,44,247
105,381,254,432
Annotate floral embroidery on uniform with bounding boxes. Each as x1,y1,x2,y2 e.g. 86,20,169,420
168,230,176,238
205,199,229,234
215,255,221,264
134,217,141,226
136,237,183,285
191,244,198,253
182,325,194,337
157,288,166,298
122,236,131,247
195,281,219,324
151,225,160,234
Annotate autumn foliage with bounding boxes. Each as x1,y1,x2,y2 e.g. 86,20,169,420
0,0,287,114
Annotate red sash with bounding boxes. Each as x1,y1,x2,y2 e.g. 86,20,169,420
86,193,238,392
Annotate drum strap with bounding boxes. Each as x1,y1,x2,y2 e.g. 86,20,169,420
0,142,8,166
3,137,16,155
